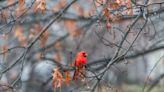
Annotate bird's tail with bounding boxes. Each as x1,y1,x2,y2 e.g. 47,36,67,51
72,69,79,80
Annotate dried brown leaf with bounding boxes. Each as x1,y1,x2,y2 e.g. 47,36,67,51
36,0,46,14
52,68,64,91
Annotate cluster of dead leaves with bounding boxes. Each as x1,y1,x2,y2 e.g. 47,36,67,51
101,0,133,30
104,0,133,16
18,0,46,15
52,68,71,92
52,68,63,90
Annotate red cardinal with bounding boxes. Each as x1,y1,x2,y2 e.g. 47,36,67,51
73,51,88,80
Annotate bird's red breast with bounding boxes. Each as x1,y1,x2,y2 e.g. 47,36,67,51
75,51,87,67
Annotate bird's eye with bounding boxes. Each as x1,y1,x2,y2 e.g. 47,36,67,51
82,53,87,57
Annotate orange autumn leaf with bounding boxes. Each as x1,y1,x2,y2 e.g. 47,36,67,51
103,8,110,18
64,72,71,86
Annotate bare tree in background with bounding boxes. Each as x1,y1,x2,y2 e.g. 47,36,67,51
0,0,164,92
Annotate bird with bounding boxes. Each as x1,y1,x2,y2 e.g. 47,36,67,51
72,51,88,80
